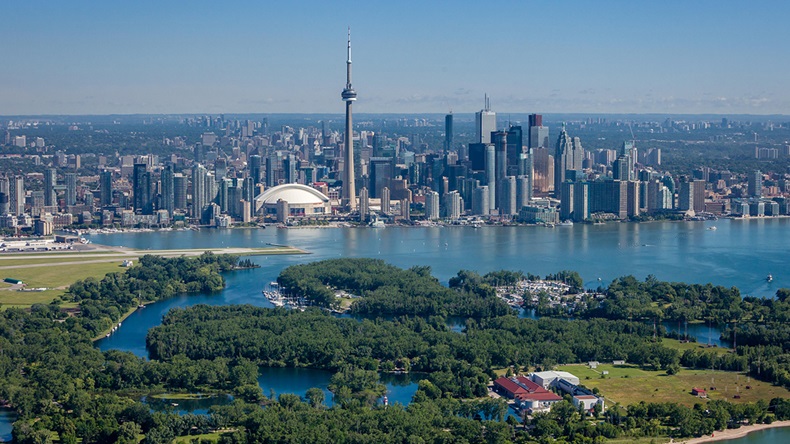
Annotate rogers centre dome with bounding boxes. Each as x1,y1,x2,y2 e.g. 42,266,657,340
254,183,331,217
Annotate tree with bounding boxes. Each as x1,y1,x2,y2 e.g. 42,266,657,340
305,387,325,408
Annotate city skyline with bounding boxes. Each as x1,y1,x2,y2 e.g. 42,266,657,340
2,0,790,115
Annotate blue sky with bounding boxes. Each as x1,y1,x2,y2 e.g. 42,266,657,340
1,0,789,115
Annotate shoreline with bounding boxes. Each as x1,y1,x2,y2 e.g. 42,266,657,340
680,421,790,443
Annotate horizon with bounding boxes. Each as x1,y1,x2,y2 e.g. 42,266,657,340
2,1,789,115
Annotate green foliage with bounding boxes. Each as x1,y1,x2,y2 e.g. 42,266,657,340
278,259,511,317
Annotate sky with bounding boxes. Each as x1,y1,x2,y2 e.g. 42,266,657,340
1,0,789,116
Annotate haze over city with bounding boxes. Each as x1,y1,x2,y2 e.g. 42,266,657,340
2,0,789,115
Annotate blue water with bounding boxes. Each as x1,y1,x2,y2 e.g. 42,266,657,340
257,367,419,407
0,408,15,443
719,426,790,443
142,394,233,415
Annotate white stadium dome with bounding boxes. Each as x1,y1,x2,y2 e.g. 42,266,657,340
254,184,331,217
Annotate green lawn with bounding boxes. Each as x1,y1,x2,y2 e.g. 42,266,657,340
662,338,732,355
173,432,224,443
1,261,126,309
558,364,790,407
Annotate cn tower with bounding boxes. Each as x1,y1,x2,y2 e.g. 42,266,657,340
341,27,357,210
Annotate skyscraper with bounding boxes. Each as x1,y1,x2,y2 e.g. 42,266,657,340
554,124,584,198
748,170,763,197
100,170,113,207
9,176,25,216
341,28,358,210
44,168,57,207
444,113,453,153
425,190,440,221
161,165,175,214
528,114,549,149
192,164,208,220
64,173,77,206
475,95,496,144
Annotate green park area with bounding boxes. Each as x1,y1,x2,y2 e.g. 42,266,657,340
558,363,790,407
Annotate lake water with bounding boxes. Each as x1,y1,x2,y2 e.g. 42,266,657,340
143,394,233,415
718,426,790,443
0,408,15,443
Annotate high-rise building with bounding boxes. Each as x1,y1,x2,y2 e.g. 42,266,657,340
748,170,763,197
485,144,496,212
249,155,262,185
192,164,208,220
369,157,394,199
64,173,77,206
381,187,391,215
358,187,370,222
441,191,462,220
161,166,175,214
498,176,517,216
100,171,113,207
475,95,496,144
472,185,490,216
44,168,57,207
425,190,440,221
528,114,549,149
554,124,584,198
341,28,358,210
173,174,187,211
506,125,523,174
9,176,25,216
444,113,453,153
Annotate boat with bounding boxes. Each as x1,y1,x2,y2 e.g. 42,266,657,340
767,274,773,283
560,220,573,226
707,226,717,231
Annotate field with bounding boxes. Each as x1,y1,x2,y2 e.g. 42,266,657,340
0,244,306,310
662,338,732,355
557,363,790,407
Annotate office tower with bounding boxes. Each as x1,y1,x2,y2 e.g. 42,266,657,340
358,187,370,222
192,164,208,219
518,153,533,198
341,28,358,210
100,171,113,207
282,155,297,184
748,170,762,197
554,125,572,197
0,193,8,215
612,155,630,180
484,144,496,212
381,186,391,215
560,181,589,222
472,185,490,216
498,176,517,216
44,168,57,207
65,173,77,206
445,113,453,153
528,114,549,149
475,95,496,144
161,166,175,214
173,174,187,211
554,124,584,198
9,176,25,215
506,125,523,174
369,157,395,199
425,190,440,220
133,164,148,212
242,177,255,206
493,131,508,183
217,178,229,213
214,157,227,179
468,143,488,171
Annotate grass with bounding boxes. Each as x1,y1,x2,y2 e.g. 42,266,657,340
0,254,126,266
662,338,732,355
0,262,125,310
558,364,790,407
173,433,223,443
1,261,124,288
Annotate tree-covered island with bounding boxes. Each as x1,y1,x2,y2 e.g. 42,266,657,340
2,256,790,443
